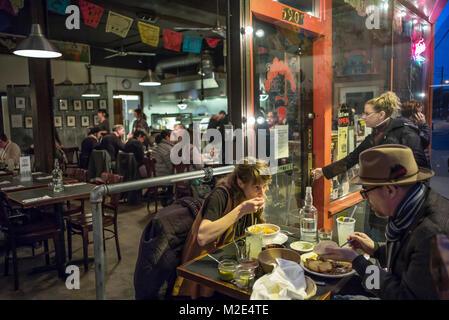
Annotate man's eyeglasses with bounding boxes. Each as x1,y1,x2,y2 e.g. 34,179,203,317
362,111,377,117
360,186,382,199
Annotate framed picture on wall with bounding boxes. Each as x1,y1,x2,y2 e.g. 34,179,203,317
25,117,33,128
94,115,100,125
67,116,75,127
81,116,90,127
59,99,68,111
54,116,62,128
73,100,82,111
99,99,107,110
86,100,94,110
15,97,26,109
11,114,22,128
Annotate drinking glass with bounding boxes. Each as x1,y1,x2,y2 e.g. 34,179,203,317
336,217,356,247
317,228,333,242
245,226,262,260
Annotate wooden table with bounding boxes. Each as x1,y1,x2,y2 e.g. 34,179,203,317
6,183,96,266
177,226,346,300
0,173,78,193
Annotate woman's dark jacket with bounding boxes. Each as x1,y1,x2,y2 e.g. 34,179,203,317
352,188,449,299
322,117,429,179
79,136,98,169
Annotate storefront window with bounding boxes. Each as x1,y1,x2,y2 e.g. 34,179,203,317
253,17,315,227
393,2,431,106
330,0,392,201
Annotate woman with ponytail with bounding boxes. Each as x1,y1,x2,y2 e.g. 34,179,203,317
314,91,429,181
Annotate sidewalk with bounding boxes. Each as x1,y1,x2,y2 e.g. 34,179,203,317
430,119,449,200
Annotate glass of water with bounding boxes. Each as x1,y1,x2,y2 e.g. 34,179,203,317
336,217,356,247
318,228,333,242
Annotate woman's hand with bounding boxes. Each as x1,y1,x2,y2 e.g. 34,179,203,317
414,112,426,124
313,168,323,181
238,197,265,217
348,232,376,256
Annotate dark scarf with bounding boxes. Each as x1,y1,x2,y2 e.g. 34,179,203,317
385,183,427,242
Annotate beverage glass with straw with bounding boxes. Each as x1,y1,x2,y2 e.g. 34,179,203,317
337,205,357,247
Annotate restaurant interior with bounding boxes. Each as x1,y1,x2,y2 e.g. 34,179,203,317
0,0,446,300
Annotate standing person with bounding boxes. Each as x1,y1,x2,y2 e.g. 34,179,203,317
173,159,271,299
132,109,149,133
319,145,449,300
0,133,21,168
151,129,174,206
401,100,431,164
79,127,101,169
124,129,147,178
96,110,110,136
96,124,130,162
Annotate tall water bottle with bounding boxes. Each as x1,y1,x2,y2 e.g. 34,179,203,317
299,186,318,243
51,159,64,192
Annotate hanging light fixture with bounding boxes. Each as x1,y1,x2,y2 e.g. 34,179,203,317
139,70,161,86
82,64,100,97
13,24,61,58
177,99,188,110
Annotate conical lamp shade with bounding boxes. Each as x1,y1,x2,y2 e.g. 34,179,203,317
82,84,100,97
139,70,161,86
13,24,62,58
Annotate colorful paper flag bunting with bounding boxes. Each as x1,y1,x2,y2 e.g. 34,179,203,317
182,34,203,53
163,29,182,52
47,0,70,15
9,0,23,15
0,0,15,16
206,37,221,49
106,11,133,38
137,21,160,47
79,0,104,29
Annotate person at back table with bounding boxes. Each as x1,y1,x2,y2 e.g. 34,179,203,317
96,124,131,162
151,129,174,206
96,110,110,136
124,129,147,178
319,145,449,300
0,132,20,168
132,109,149,133
79,127,101,169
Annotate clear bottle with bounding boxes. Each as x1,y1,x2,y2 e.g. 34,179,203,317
299,186,318,243
51,159,64,193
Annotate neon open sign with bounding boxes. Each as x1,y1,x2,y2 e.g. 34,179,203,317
412,39,426,63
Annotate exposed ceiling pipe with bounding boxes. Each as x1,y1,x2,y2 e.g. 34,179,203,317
154,54,202,75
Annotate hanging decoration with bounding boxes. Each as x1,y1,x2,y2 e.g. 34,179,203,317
9,0,23,15
0,0,15,16
137,21,160,47
163,29,182,51
206,37,221,48
412,38,426,63
47,0,70,15
106,11,133,38
264,57,296,92
79,0,104,29
182,34,203,53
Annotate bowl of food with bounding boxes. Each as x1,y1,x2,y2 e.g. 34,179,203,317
257,248,301,274
248,223,280,241
290,241,314,253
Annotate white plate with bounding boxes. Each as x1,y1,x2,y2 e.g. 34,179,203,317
300,251,356,279
262,233,288,246
290,241,314,253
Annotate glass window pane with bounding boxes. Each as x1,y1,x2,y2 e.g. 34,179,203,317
275,0,320,17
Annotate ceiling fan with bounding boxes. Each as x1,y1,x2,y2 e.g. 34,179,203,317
173,0,226,38
101,46,156,59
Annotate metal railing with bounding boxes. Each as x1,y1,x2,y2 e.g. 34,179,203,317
90,165,235,299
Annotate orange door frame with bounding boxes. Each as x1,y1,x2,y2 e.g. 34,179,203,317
248,0,334,230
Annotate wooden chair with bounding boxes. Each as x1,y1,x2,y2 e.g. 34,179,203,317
62,147,80,168
173,163,192,199
0,193,63,290
66,173,123,271
144,157,161,214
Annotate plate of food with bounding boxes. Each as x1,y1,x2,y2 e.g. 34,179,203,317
300,251,355,278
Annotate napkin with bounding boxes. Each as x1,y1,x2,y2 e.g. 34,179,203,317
1,185,24,191
36,175,53,180
250,258,307,300
64,182,87,187
22,195,52,203
0,180,11,185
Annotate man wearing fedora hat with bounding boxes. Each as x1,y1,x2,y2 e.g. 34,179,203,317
321,144,449,299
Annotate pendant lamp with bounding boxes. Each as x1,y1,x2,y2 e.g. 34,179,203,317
13,24,62,59
139,70,161,86
82,64,100,97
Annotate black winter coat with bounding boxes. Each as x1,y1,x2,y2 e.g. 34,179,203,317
323,117,429,179
134,197,203,300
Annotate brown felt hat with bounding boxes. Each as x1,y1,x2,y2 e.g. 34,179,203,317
350,144,434,186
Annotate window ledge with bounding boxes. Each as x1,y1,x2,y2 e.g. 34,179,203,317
328,191,363,216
